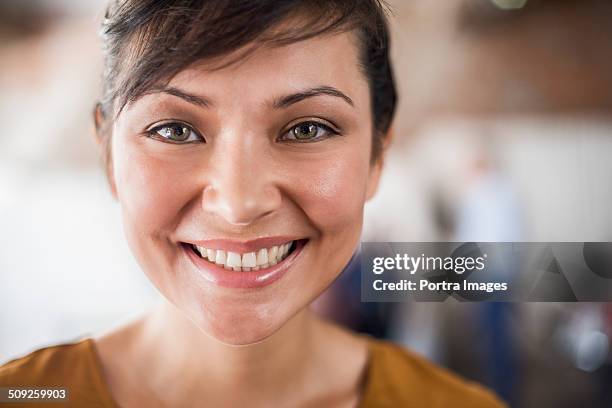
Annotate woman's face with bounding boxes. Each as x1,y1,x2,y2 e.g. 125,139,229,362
110,30,383,345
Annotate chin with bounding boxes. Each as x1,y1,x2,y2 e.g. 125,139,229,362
213,327,275,346
191,300,289,346
201,316,281,346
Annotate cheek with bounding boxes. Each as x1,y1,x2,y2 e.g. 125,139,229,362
111,136,199,282
288,148,371,236
279,141,372,297
113,139,195,231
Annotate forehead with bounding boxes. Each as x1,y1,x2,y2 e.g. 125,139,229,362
165,31,369,108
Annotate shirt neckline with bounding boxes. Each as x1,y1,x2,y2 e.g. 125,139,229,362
84,335,381,408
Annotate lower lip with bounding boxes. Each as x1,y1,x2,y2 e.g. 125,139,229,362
182,240,306,289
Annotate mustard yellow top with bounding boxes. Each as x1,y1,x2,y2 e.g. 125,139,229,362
0,337,507,407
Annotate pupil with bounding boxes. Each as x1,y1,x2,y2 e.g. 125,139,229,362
296,123,316,139
170,125,187,140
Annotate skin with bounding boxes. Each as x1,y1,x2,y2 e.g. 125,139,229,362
94,28,389,407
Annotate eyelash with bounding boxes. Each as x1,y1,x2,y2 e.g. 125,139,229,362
145,119,340,144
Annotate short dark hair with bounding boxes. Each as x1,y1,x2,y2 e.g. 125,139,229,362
97,0,397,161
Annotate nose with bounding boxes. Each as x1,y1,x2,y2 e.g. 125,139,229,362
201,135,282,226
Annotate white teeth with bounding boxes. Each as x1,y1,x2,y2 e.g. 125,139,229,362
226,251,242,268
196,246,207,259
269,246,279,263
215,250,226,265
192,241,296,271
256,248,268,265
242,252,257,268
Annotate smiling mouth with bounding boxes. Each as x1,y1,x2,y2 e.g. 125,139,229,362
185,240,302,272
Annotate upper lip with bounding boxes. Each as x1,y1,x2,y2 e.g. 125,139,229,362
184,236,302,253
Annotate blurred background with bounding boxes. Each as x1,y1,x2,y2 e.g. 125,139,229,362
1,0,611,406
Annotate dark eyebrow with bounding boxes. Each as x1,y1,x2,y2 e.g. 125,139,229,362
272,86,354,109
143,86,212,107
138,85,353,109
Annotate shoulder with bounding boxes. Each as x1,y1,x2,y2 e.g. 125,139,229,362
0,338,116,407
361,338,507,408
1,339,88,385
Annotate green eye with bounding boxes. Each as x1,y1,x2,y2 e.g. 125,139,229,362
293,123,318,140
148,122,202,143
282,121,338,142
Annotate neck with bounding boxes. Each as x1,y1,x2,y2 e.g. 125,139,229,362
137,299,322,404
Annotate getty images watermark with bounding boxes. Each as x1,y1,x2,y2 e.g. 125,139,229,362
360,242,612,302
